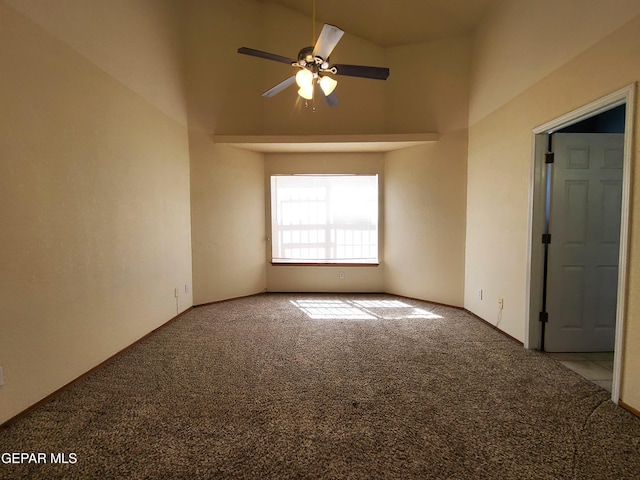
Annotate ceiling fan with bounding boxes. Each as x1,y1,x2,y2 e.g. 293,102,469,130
237,23,390,107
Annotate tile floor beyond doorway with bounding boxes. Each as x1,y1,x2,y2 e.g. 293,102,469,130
546,352,614,392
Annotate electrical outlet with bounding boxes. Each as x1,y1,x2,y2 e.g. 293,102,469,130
477,289,483,300
498,298,504,309
339,271,345,280
185,283,190,293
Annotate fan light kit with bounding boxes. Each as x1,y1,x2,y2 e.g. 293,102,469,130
237,6,389,107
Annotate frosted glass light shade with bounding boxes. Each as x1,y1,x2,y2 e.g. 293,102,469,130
295,69,313,88
298,85,314,100
319,76,337,96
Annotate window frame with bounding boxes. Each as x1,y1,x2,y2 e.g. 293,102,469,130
269,173,380,266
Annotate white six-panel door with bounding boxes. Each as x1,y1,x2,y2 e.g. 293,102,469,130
545,133,624,352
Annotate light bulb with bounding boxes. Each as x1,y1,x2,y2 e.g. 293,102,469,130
319,76,338,96
298,84,314,100
295,69,313,88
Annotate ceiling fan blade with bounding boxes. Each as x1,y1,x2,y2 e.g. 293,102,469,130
238,47,295,65
323,91,339,107
333,64,390,80
315,82,339,107
313,24,344,60
262,76,296,97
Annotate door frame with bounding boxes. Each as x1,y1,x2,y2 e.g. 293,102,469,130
525,83,636,403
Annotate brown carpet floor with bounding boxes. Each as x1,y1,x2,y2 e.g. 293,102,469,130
1,293,640,479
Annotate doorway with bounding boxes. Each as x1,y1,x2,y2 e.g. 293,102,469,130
526,85,635,403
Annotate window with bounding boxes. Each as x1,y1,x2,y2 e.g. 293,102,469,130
270,174,378,264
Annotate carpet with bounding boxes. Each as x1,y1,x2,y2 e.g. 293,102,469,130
1,293,639,479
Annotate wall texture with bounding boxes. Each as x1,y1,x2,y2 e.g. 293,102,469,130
466,3,640,410
0,1,192,423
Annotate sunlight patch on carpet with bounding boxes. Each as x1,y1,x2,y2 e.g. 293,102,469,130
290,299,443,320
290,300,376,319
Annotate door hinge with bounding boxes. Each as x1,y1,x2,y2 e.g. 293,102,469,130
539,311,549,323
542,233,551,244
545,152,555,164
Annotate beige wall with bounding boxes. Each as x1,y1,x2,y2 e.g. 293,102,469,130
469,0,640,125
466,5,640,409
383,38,471,306
385,38,472,134
0,1,191,423
183,0,267,305
265,153,385,292
190,141,267,304
182,0,263,135
4,0,188,126
384,133,468,307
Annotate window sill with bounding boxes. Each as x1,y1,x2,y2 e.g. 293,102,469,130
270,262,380,267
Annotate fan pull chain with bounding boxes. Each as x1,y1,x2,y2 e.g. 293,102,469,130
312,0,316,45
312,0,316,111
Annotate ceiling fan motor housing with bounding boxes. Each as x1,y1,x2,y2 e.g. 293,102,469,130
297,46,315,66
297,47,336,77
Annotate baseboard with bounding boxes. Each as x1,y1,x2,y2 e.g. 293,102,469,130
193,291,267,308
263,290,386,295
1,306,193,429
619,400,640,419
385,294,523,345
389,293,466,311
463,309,524,346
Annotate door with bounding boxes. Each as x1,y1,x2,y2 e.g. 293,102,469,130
545,133,624,352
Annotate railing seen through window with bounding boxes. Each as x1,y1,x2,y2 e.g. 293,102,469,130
270,174,378,264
